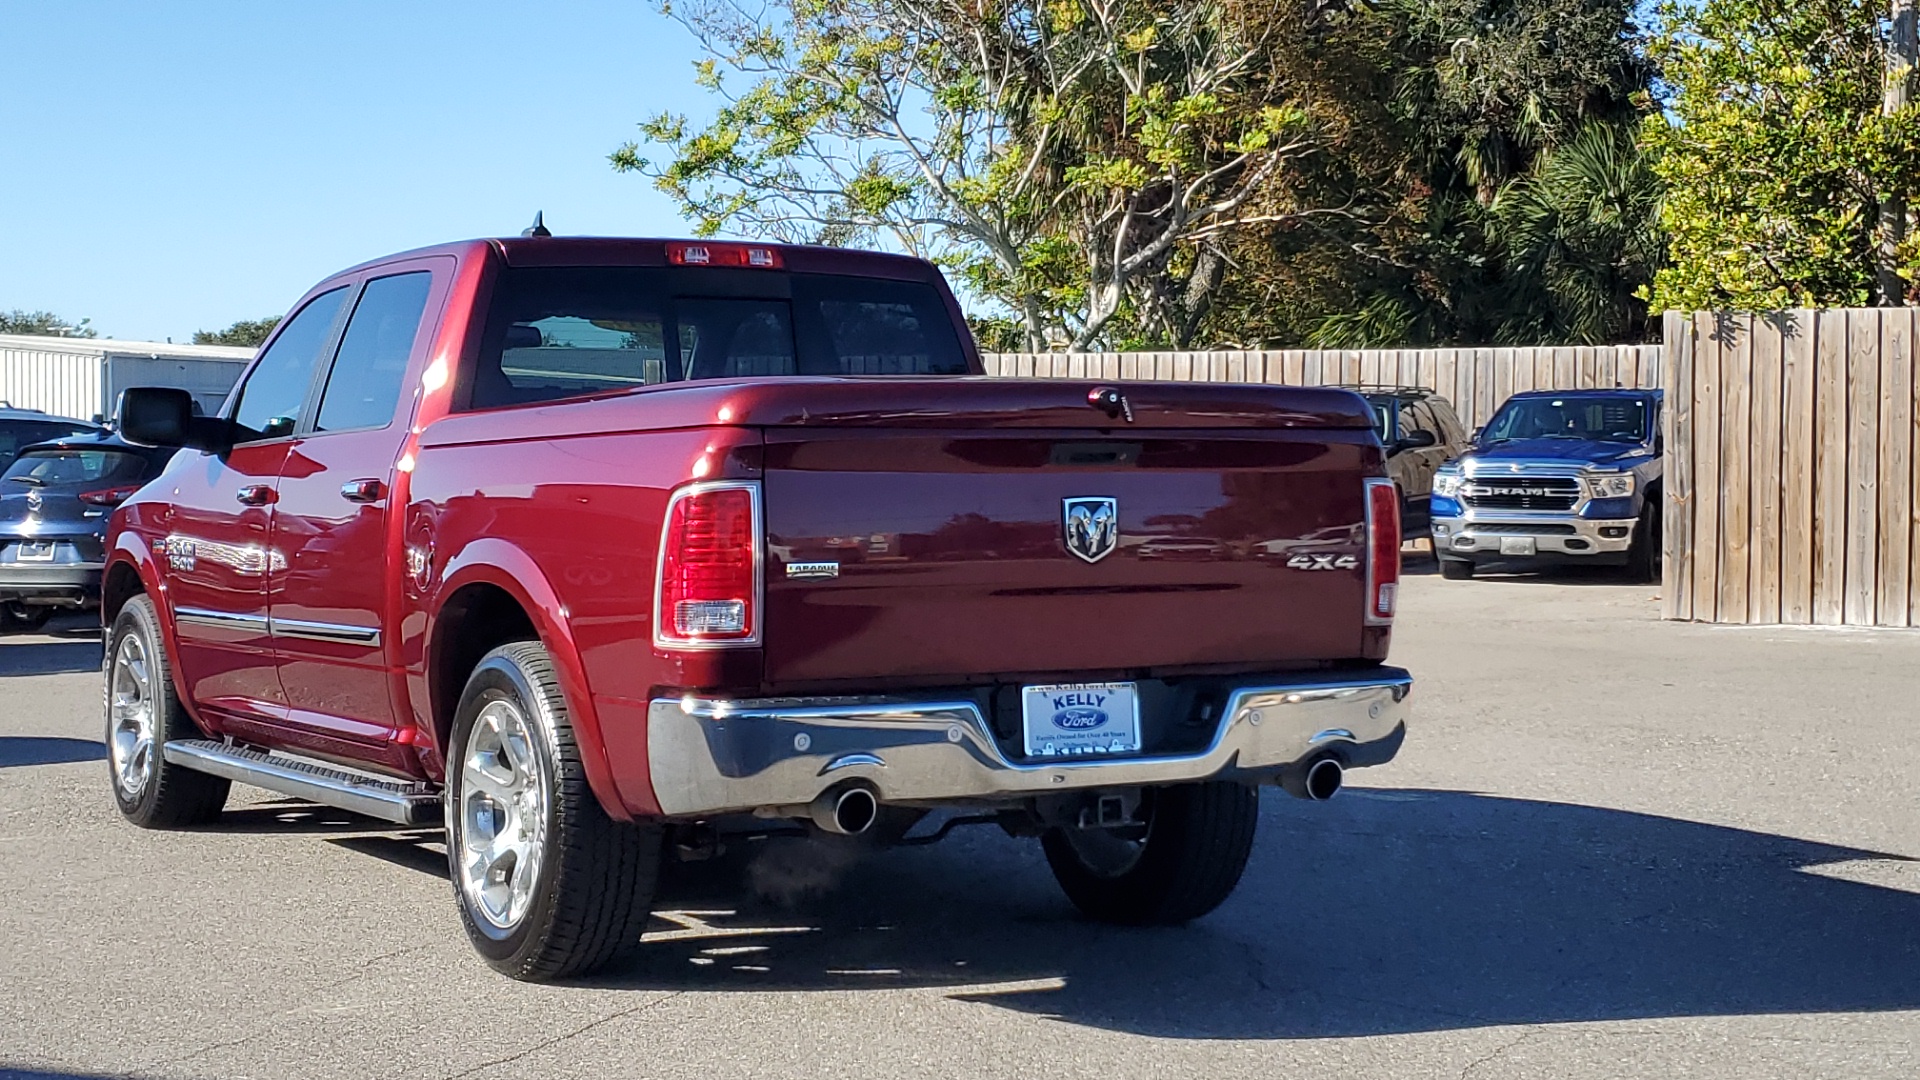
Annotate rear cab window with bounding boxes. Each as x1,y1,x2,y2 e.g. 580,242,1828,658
467,267,971,410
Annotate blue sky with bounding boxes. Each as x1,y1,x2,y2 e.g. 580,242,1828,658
0,1,715,342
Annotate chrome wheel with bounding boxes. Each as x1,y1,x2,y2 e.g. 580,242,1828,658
457,698,550,931
107,631,156,798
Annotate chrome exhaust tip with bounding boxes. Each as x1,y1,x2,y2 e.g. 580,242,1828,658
809,785,879,836
1281,756,1344,801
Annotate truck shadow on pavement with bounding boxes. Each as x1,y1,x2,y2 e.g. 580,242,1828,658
0,736,106,768
579,787,1920,1038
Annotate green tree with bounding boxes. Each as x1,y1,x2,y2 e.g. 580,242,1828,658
192,317,280,347
0,309,96,338
1644,0,1920,310
1214,0,1659,347
1485,123,1665,343
620,0,1338,350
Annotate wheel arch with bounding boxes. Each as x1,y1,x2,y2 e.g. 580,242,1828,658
102,535,201,727
426,540,632,821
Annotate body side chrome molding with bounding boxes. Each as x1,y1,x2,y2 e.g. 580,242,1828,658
174,607,271,633
269,617,382,646
171,607,381,646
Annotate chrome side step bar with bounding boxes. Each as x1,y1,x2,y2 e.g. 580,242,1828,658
163,740,441,827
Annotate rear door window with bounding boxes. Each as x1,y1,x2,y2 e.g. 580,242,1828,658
1429,398,1468,444
315,271,433,432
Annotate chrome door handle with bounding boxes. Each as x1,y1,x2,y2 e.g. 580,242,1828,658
235,484,275,506
340,479,386,503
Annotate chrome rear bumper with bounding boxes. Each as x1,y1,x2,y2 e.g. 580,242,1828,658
645,669,1411,818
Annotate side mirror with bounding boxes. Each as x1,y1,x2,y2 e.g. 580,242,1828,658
117,387,232,453
1390,429,1438,455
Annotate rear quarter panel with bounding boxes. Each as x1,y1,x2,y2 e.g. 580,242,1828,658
406,424,763,818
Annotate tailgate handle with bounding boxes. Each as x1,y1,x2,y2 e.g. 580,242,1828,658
1088,386,1134,422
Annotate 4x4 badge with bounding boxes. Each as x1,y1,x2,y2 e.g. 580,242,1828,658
1287,553,1359,571
1062,497,1119,563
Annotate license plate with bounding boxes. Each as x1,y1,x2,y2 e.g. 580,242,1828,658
1499,536,1537,556
1022,682,1141,759
15,542,55,562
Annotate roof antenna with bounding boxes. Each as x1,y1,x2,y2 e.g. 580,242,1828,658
522,211,551,238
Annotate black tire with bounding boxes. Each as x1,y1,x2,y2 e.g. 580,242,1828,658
445,641,662,981
1625,506,1661,583
1438,557,1476,580
106,595,230,828
1042,781,1259,925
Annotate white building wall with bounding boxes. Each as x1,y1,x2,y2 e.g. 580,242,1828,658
0,334,253,421
107,355,249,417
0,343,102,420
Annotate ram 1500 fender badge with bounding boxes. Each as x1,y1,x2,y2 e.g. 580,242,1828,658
1062,497,1119,563
1287,553,1359,571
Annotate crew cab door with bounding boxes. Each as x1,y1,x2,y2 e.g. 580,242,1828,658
163,285,352,721
267,263,444,747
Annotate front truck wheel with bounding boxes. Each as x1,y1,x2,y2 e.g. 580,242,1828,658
107,595,230,827
446,641,663,981
1042,781,1259,925
1626,505,1661,583
1438,556,1476,580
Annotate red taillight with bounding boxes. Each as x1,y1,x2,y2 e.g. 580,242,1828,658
80,485,141,506
655,482,761,647
1364,478,1401,625
665,242,783,269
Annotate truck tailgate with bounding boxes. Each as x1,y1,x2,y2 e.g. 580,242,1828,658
761,415,1380,686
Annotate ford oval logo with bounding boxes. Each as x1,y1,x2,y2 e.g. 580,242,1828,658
1053,707,1109,731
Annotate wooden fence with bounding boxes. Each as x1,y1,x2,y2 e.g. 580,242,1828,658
983,345,1663,430
1662,309,1920,628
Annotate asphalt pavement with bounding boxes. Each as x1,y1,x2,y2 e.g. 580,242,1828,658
4,561,1919,1079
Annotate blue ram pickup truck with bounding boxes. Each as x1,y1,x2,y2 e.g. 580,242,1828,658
1429,388,1663,581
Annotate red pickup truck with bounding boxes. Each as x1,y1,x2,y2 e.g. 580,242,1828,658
103,236,1412,981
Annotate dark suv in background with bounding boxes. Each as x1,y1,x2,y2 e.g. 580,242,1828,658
0,431,175,631
1355,387,1472,534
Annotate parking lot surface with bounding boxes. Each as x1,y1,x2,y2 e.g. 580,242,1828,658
5,564,1920,1080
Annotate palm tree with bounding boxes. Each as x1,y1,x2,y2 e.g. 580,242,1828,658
1487,122,1664,343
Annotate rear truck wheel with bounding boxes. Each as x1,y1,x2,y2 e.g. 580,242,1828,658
1042,781,1259,925
106,595,230,827
1438,556,1476,580
1626,506,1661,583
445,641,663,981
